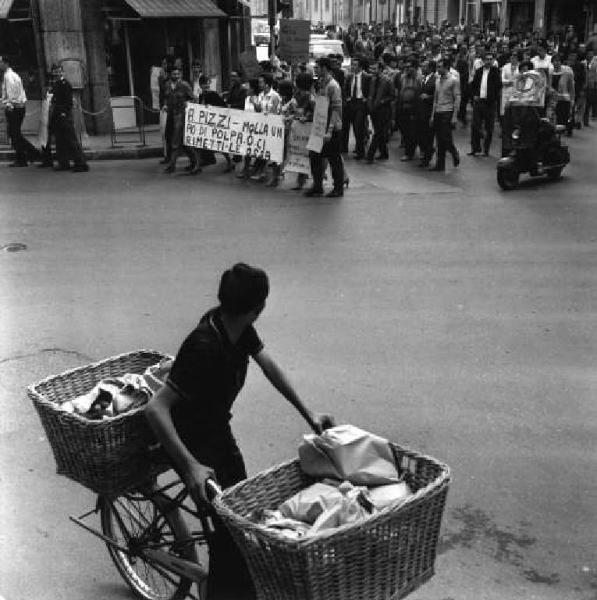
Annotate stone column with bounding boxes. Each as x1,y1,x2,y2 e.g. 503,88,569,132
203,19,222,93
80,0,112,134
36,0,112,137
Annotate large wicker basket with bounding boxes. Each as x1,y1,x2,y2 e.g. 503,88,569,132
28,350,172,497
213,445,450,600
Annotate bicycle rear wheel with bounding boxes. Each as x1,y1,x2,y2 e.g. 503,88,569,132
100,490,199,600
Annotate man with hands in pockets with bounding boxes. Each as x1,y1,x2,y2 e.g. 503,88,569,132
146,263,334,600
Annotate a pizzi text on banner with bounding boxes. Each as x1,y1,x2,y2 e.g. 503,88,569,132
185,103,285,163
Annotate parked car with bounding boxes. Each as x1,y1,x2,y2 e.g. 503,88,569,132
308,37,351,71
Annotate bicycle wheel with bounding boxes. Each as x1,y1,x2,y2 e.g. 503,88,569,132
100,490,199,600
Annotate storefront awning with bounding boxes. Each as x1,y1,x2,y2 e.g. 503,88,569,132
0,0,15,19
122,0,226,18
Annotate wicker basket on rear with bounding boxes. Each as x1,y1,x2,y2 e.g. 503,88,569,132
213,445,450,600
28,350,171,497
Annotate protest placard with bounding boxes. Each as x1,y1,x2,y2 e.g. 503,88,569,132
239,47,262,79
185,103,285,163
285,121,311,174
306,96,329,153
278,19,311,64
38,96,51,148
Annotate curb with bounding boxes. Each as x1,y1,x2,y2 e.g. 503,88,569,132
0,146,163,163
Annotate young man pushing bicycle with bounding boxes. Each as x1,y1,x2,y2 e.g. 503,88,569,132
146,263,334,600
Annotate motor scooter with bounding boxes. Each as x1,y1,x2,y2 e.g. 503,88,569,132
497,104,570,190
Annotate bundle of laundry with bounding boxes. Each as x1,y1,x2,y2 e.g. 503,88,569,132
298,424,401,486
251,426,414,539
251,478,413,539
60,358,172,420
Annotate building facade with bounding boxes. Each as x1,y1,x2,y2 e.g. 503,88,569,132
1,0,251,134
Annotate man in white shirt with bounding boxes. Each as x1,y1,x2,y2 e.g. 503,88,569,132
531,45,552,77
0,55,40,167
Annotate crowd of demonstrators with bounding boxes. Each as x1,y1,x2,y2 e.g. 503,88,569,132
329,21,597,164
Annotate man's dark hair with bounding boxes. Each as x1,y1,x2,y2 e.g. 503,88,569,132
198,74,209,85
260,72,274,87
316,57,332,70
358,56,370,70
440,57,452,68
218,263,269,315
295,71,313,91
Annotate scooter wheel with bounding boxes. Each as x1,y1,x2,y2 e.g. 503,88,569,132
497,168,519,190
546,167,564,181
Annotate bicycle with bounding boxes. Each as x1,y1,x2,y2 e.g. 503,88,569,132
71,460,224,600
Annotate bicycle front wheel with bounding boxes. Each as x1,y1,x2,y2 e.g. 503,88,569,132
99,491,196,600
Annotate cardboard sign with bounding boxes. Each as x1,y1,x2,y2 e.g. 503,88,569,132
508,71,546,108
278,19,311,64
38,96,51,148
239,47,262,79
285,121,311,174
185,103,285,162
306,96,329,153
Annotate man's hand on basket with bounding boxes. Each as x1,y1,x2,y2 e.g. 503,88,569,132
311,412,336,434
183,462,216,506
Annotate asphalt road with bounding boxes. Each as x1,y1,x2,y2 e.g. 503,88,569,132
1,123,596,600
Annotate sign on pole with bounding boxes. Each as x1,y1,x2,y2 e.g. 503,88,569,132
285,121,311,174
185,103,285,163
278,19,311,64
306,96,329,153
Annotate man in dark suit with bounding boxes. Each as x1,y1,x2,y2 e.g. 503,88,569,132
468,51,501,156
366,61,395,163
49,63,89,172
342,56,371,159
417,60,437,167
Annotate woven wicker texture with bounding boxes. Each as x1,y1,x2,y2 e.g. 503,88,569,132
213,445,450,600
28,350,171,497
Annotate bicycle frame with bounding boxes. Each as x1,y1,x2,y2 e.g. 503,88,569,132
70,477,212,586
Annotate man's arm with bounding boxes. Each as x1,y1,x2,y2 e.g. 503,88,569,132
452,77,461,122
145,385,215,504
253,348,333,433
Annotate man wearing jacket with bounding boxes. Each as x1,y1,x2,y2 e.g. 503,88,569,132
468,51,501,157
366,61,394,163
49,63,89,172
342,56,371,159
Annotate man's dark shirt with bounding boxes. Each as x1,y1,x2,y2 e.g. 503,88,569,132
199,90,227,107
166,307,263,452
165,80,194,115
51,78,74,113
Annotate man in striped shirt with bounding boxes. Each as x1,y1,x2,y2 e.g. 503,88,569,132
0,55,40,167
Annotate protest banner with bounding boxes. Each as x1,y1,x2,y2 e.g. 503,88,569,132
239,47,262,79
278,19,311,64
285,121,311,174
185,103,285,163
306,96,329,153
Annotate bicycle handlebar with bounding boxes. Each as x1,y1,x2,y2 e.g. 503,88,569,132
205,478,222,502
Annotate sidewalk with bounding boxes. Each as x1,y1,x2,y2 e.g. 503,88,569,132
0,125,163,163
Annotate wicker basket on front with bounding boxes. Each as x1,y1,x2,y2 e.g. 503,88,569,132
213,446,450,600
27,350,171,497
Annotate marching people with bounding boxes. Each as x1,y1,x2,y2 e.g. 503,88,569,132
501,51,521,123
48,63,89,172
550,54,575,135
0,55,41,167
430,58,461,172
468,51,501,157
305,57,345,198
251,73,281,183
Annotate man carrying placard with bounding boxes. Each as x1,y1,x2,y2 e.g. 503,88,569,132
305,58,345,198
